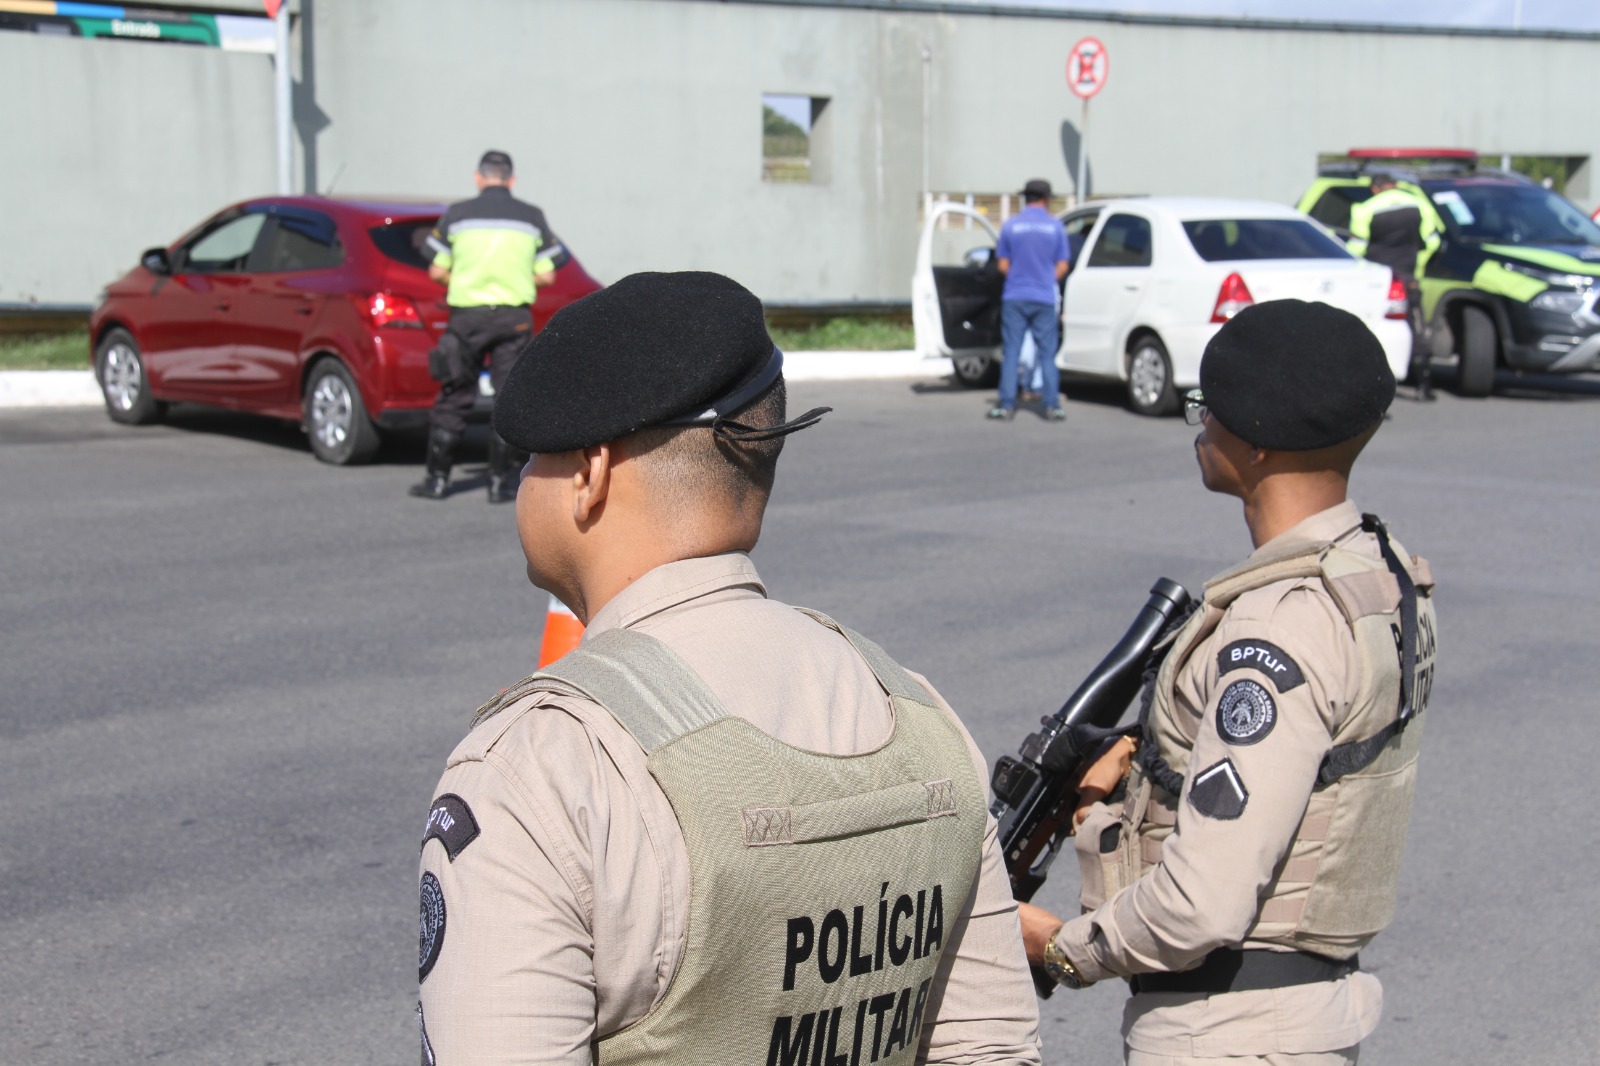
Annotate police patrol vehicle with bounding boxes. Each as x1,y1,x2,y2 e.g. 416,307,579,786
1299,148,1600,396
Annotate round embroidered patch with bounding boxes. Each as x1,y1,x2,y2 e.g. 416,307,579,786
1215,679,1276,745
419,872,447,982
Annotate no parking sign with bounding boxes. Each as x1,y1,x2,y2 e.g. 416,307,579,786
1067,37,1108,99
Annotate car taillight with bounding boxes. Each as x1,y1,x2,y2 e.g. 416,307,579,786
1210,273,1254,323
1385,277,1409,319
367,292,422,329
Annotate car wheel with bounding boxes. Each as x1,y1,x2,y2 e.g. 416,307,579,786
1457,305,1497,398
1126,336,1178,417
951,352,1000,389
95,328,164,425
304,358,382,465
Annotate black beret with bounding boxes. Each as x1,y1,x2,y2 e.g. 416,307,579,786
1200,299,1395,450
492,271,779,453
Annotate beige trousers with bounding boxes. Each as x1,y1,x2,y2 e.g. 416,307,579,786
1126,1048,1358,1066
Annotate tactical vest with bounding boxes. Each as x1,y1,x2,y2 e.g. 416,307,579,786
1089,519,1436,959
479,612,986,1066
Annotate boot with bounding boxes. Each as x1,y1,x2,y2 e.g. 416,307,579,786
486,432,525,504
408,428,461,499
1415,362,1436,402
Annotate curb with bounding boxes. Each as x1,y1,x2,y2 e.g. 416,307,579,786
0,370,104,408
0,352,954,409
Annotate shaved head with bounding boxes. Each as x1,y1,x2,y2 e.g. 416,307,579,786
622,379,788,516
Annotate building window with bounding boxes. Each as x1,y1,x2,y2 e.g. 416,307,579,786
763,94,831,184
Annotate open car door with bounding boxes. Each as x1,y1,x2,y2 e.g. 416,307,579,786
912,203,1003,387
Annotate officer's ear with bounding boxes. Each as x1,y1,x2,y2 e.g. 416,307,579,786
572,444,613,525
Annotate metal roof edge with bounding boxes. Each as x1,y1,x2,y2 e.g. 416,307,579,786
688,0,1600,42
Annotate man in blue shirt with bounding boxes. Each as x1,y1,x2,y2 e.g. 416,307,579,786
989,179,1070,421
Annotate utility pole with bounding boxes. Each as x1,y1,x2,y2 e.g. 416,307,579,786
921,45,932,219
274,3,293,194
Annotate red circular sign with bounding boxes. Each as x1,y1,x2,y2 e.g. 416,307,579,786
1067,37,1109,99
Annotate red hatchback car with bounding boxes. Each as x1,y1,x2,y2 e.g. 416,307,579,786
90,196,602,464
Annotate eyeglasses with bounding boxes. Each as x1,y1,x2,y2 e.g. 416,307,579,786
1183,389,1208,426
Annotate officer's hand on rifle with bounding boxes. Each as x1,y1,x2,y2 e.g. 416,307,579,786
1072,736,1138,830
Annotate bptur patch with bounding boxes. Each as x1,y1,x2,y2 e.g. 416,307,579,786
419,872,447,983
1188,759,1249,820
422,793,480,861
1215,679,1277,745
1217,638,1305,692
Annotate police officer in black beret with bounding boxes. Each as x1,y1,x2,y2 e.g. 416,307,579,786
415,271,1044,1065
1017,300,1438,1065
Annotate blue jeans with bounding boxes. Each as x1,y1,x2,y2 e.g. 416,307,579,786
999,300,1060,410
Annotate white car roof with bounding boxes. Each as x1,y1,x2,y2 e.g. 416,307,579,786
1079,197,1307,221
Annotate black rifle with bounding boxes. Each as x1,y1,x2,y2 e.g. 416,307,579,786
989,578,1192,995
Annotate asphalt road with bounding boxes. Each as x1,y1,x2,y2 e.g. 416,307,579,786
3,372,1598,1065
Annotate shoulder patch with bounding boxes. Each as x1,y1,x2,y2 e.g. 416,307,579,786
422,793,480,861
1188,759,1249,820
1215,679,1277,745
1217,638,1305,691
419,872,447,983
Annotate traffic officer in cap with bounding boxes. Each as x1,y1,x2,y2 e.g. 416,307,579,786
416,271,1042,1065
411,149,568,503
1017,299,1438,1065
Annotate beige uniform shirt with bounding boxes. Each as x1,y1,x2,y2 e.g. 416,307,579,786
418,553,1041,1065
1056,502,1388,1058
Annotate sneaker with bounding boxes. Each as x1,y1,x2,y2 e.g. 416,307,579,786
986,406,1015,421
1045,406,1066,421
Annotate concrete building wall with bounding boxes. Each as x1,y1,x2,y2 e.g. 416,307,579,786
301,0,1600,304
0,32,276,306
6,0,1600,306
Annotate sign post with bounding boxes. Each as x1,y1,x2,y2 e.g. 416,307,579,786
266,0,291,194
1066,37,1108,206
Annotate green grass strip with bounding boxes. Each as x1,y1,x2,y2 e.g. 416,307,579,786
767,317,913,352
0,331,92,371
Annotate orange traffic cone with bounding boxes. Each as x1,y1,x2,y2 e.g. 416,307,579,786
537,594,584,667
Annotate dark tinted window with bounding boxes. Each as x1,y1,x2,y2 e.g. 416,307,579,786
1307,186,1370,231
368,220,440,270
1428,183,1600,245
1063,210,1099,263
260,211,342,272
1086,214,1152,267
1183,219,1350,262
181,212,267,273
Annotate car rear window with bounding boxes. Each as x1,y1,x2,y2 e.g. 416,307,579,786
368,220,439,270
1183,219,1350,262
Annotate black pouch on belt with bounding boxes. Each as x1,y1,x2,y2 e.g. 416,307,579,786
428,330,466,383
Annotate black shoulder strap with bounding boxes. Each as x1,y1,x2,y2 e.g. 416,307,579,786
1315,513,1420,786
1136,598,1200,797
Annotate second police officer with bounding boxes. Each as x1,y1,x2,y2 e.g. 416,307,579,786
410,149,568,502
1018,300,1438,1066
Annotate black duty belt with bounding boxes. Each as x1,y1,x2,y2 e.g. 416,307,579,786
1129,948,1358,996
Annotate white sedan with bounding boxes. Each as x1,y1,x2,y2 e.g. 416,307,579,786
912,197,1412,415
